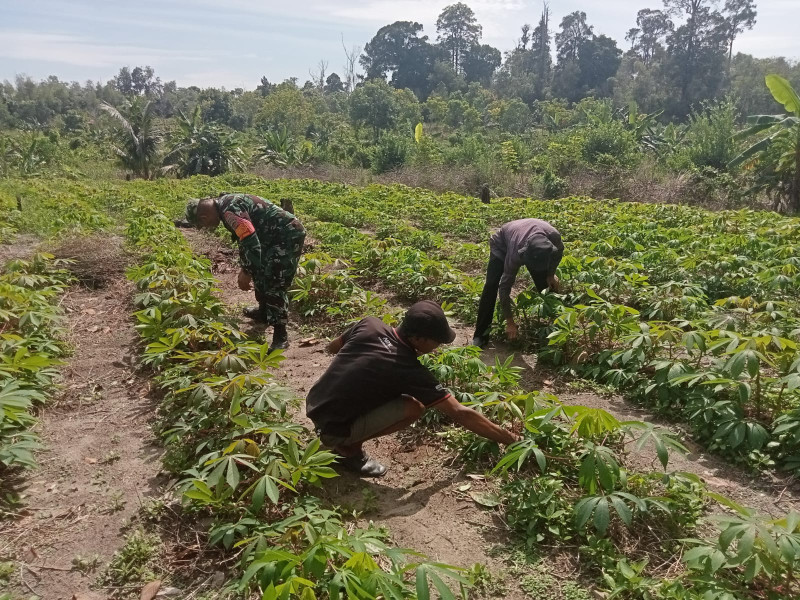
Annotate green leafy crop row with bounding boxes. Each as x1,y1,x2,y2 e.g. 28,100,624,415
428,346,800,599
0,254,71,485
123,204,468,598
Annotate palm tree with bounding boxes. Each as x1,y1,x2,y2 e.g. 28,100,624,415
99,98,161,179
730,75,800,214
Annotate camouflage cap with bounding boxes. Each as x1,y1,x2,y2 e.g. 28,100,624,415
184,198,200,226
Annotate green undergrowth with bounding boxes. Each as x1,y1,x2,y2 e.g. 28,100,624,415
122,204,469,598
4,173,800,598
426,345,800,599
0,253,71,500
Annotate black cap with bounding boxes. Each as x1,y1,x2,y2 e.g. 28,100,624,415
401,301,457,344
521,234,556,274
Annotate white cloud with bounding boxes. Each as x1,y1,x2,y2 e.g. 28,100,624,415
0,31,207,68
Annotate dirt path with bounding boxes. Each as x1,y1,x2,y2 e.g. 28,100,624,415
0,248,163,599
0,234,41,264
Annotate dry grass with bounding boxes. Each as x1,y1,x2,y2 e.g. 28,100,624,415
49,234,130,288
251,161,772,211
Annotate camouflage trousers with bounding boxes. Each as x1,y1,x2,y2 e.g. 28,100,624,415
253,229,306,326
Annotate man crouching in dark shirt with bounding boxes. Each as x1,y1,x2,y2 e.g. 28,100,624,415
306,301,519,477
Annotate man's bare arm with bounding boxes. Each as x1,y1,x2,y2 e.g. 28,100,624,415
326,335,345,355
435,395,518,445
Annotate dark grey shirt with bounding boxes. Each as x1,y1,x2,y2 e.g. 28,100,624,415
490,219,564,319
306,318,449,436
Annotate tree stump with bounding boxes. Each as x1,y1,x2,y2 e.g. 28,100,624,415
280,198,295,214
480,184,491,204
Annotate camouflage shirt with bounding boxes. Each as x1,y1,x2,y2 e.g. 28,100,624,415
216,193,303,273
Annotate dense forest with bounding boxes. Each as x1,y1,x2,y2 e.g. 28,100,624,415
1,0,799,212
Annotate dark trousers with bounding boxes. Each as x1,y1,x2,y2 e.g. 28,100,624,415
474,254,505,339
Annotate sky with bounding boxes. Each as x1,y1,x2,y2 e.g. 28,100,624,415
0,0,798,90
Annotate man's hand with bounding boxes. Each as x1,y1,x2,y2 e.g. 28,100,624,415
505,320,519,341
547,274,560,292
326,335,345,355
237,270,253,291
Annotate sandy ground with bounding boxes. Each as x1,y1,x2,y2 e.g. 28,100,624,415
1,241,164,600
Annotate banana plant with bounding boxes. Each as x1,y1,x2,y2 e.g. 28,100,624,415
729,75,800,214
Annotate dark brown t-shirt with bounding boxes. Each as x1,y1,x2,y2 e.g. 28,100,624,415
306,317,450,436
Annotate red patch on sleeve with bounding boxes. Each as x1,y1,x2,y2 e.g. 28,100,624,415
224,211,255,240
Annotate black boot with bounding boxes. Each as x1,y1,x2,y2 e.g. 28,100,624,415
243,304,269,322
270,323,289,351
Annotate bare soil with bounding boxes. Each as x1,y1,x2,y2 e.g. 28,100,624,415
0,234,41,264
0,245,164,600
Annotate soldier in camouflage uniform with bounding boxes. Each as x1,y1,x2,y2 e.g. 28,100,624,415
180,193,305,350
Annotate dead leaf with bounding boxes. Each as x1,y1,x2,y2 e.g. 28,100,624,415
466,474,485,480
457,483,472,492
211,571,225,589
140,580,162,600
83,308,96,315
299,337,321,347
83,457,97,464
469,491,501,508
155,587,182,597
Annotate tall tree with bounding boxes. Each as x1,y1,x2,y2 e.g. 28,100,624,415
462,44,501,86
349,79,399,140
553,11,620,101
530,3,552,99
518,24,531,50
628,9,674,63
360,21,441,98
112,66,162,97
555,11,593,62
578,35,623,94
324,73,345,94
341,36,362,93
722,0,757,64
436,3,482,74
664,0,728,111
257,76,274,97
309,60,328,91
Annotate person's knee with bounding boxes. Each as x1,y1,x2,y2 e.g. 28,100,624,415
401,394,426,421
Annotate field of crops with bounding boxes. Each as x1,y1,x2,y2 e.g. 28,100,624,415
2,173,800,599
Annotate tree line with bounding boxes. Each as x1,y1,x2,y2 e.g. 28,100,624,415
0,1,798,212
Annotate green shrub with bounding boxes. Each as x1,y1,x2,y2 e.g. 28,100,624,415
581,121,638,167
370,134,409,174
669,99,739,171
